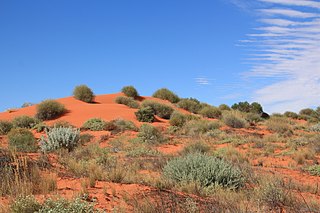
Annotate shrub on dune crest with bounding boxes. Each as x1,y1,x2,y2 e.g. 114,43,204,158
73,85,95,103
121,85,139,98
35,100,66,121
152,88,180,103
141,100,174,119
115,96,139,109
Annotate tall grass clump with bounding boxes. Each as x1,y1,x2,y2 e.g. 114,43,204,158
152,88,180,103
115,96,139,108
135,106,155,123
265,117,293,136
35,100,66,120
12,115,39,129
121,85,139,99
163,153,245,189
82,118,107,131
8,128,38,152
199,106,222,119
73,85,95,103
40,127,80,152
222,112,248,128
137,124,164,144
141,100,174,119
0,120,13,135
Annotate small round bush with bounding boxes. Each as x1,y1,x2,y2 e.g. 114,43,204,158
82,118,107,131
169,112,187,127
223,113,247,128
135,106,155,123
121,86,139,98
12,115,39,129
177,99,202,113
0,120,13,135
115,96,139,109
219,104,231,111
137,124,164,144
163,153,245,189
141,100,174,119
152,88,180,103
36,100,66,121
73,85,95,103
8,128,37,152
199,106,222,119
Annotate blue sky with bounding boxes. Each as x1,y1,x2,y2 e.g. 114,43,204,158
0,0,319,113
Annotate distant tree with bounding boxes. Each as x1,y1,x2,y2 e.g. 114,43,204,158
231,101,263,114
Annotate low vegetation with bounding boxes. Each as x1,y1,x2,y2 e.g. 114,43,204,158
141,100,174,119
8,128,38,152
73,84,95,103
121,85,139,98
12,115,39,129
35,100,66,120
0,120,13,135
152,88,180,103
115,96,139,108
135,106,155,122
222,112,247,128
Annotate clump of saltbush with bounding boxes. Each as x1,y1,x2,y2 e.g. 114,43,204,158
163,153,245,189
177,98,202,113
112,119,138,132
8,128,38,152
12,115,39,129
199,106,222,119
141,100,174,119
0,120,13,135
73,84,95,103
121,85,139,98
222,112,248,128
40,127,80,152
115,96,140,109
35,100,66,120
135,106,155,123
183,119,220,136
82,118,107,131
152,88,180,103
137,124,164,144
169,111,187,127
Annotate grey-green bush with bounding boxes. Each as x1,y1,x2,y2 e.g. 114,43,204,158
177,98,202,113
163,153,245,189
12,115,39,129
169,112,187,127
135,106,155,123
199,106,222,119
73,85,95,103
115,96,139,108
8,128,38,152
82,118,107,131
219,104,231,111
121,85,139,98
137,124,164,144
40,127,80,152
152,88,180,103
183,119,220,136
0,120,13,135
35,100,66,120
141,100,174,119
223,113,247,128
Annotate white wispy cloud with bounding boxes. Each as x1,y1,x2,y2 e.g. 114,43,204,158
243,0,320,112
195,77,212,85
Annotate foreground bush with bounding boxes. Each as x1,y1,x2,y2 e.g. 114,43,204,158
163,153,245,189
121,85,139,98
199,106,221,119
222,112,247,128
82,118,107,131
141,100,174,119
135,106,155,123
137,124,164,144
152,88,180,103
177,98,202,113
35,100,66,120
12,115,39,129
40,127,80,152
0,120,13,135
115,96,139,108
73,85,95,103
8,128,37,152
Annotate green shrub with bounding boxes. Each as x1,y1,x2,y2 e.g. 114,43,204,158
115,96,139,108
8,128,37,152
310,123,320,132
33,122,48,133
40,127,80,152
284,111,299,119
141,100,174,119
73,85,95,103
265,117,293,136
12,115,39,129
137,124,164,144
199,106,221,119
163,153,245,189
219,104,231,111
35,100,66,120
222,112,247,128
152,88,180,103
135,106,155,123
231,101,263,114
305,165,320,176
245,113,263,124
0,120,13,135
169,112,187,127
82,118,106,131
121,85,139,98
10,195,41,213
177,98,202,113
183,119,220,136
180,141,210,155
113,119,138,132
51,120,74,128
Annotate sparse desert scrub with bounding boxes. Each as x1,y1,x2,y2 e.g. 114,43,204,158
219,104,231,111
73,84,95,103
35,99,66,120
199,106,222,119
265,116,293,136
222,111,248,128
177,98,202,113
182,119,220,136
169,111,187,127
152,88,180,103
135,106,155,122
51,120,74,128
112,118,138,132
284,111,299,119
141,100,174,119
121,85,139,98
163,153,245,190
136,124,165,144
40,126,80,152
0,120,13,135
245,112,263,125
180,141,210,155
115,96,139,108
12,115,39,129
305,165,320,176
82,118,107,131
8,128,38,152
213,147,249,164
